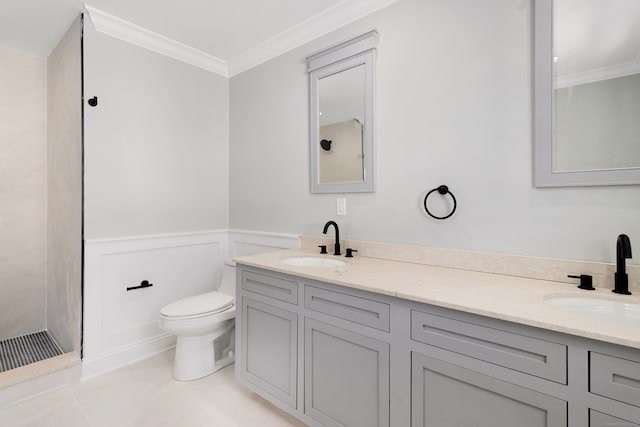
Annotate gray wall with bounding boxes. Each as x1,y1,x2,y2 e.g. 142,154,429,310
46,16,82,353
0,45,47,339
230,0,640,263
83,23,230,239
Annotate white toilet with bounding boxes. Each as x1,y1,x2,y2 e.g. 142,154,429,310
159,260,237,381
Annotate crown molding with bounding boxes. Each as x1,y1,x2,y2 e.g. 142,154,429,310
84,0,400,79
84,5,228,77
226,0,399,77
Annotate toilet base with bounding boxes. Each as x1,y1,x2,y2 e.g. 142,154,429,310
173,320,235,381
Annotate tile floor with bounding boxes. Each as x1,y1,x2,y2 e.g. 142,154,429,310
0,350,306,426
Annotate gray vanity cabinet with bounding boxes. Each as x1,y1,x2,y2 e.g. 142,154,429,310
411,352,566,427
304,318,390,427
237,270,299,410
237,266,392,427
235,265,640,427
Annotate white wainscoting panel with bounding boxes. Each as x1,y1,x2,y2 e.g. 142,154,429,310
82,229,299,379
82,231,228,378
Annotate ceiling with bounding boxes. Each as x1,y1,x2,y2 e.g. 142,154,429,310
0,0,84,57
0,0,396,75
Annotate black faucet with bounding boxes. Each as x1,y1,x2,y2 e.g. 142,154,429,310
613,234,632,295
322,221,341,256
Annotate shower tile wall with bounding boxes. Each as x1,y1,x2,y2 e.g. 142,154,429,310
46,16,83,353
0,46,47,339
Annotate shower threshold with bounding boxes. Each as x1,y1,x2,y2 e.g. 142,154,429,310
0,351,80,408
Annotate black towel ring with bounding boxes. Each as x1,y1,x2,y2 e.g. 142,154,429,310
423,185,457,220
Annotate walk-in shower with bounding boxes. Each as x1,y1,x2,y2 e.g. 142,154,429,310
0,16,83,382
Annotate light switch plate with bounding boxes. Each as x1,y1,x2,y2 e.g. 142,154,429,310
337,198,347,216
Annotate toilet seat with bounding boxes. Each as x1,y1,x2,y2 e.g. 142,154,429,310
160,291,234,320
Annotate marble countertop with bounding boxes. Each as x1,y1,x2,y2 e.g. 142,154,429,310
234,249,640,350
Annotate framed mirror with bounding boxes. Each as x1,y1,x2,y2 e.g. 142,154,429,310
534,0,640,187
307,31,377,193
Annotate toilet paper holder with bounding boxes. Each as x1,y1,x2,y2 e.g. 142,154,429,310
127,280,154,291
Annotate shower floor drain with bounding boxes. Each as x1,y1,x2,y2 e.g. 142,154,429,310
0,331,63,372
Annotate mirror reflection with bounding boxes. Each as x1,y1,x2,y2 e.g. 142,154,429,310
307,30,376,193
318,64,365,184
553,0,640,173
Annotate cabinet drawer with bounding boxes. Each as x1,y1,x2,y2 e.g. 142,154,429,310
242,270,298,304
591,352,640,408
589,410,639,427
411,310,567,383
304,285,390,332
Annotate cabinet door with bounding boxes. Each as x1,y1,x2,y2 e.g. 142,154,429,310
304,319,389,427
412,352,566,427
590,409,639,427
240,297,297,409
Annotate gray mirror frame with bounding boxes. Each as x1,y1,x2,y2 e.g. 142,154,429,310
307,31,377,193
534,0,640,187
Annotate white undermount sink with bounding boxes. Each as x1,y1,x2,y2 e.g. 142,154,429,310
545,296,640,328
281,256,346,267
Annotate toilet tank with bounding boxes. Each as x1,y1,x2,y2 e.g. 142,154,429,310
218,260,236,297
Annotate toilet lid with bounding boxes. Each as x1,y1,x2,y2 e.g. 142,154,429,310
160,292,234,318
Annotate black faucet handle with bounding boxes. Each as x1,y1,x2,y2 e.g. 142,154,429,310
345,248,358,258
318,245,327,254
568,274,595,291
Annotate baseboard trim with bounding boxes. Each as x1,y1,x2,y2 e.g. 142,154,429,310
81,334,176,380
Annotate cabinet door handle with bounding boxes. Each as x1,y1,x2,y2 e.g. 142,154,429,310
127,280,153,291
